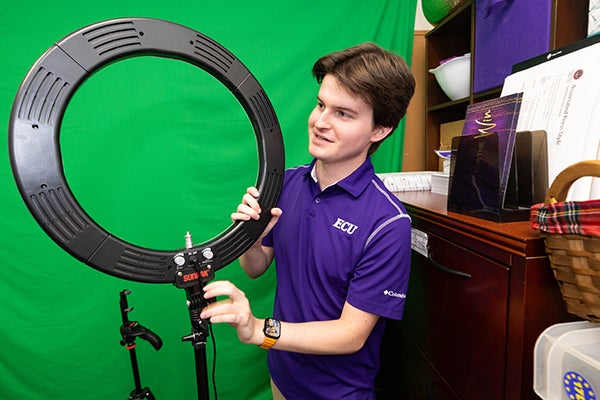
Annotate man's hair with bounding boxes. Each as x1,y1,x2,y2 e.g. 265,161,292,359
312,42,416,154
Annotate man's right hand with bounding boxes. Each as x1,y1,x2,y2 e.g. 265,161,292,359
231,187,281,278
231,187,282,237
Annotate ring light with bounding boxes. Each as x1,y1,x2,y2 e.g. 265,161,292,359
8,18,284,284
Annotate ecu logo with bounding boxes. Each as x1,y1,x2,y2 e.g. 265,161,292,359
332,218,358,235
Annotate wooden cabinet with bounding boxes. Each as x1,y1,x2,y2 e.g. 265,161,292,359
424,0,588,171
376,191,577,399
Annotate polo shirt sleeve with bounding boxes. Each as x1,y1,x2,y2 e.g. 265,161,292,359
346,214,412,320
261,229,273,247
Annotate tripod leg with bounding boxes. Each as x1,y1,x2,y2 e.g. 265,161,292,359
126,348,155,400
119,291,160,400
128,346,143,393
194,345,210,400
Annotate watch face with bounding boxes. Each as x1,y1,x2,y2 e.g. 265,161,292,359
264,318,281,339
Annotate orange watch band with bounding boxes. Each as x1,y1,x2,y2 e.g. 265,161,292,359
259,336,277,350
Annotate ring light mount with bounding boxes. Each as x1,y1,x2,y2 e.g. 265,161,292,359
8,17,285,284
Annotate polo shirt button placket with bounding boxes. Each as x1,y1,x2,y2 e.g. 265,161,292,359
314,197,321,204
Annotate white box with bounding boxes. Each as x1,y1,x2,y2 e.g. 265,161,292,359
534,321,600,399
431,172,449,195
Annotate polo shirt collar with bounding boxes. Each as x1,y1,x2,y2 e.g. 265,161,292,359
307,158,374,197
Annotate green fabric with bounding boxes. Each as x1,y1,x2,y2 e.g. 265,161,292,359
0,1,416,399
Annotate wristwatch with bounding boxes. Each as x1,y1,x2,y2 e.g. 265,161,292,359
259,317,281,350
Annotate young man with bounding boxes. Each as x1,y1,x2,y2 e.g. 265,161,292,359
201,42,415,399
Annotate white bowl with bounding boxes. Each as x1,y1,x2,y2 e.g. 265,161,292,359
429,53,471,101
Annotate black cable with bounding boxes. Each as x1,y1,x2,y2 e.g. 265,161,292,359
209,324,218,400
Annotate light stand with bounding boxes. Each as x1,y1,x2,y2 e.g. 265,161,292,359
8,17,285,400
173,232,216,400
119,290,163,400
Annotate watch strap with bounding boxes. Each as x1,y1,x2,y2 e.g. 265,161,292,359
259,336,277,350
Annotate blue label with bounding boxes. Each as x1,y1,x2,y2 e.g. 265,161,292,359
564,371,597,400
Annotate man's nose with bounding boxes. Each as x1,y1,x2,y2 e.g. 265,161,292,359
315,110,331,129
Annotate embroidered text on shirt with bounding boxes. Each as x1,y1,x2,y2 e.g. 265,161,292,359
332,218,358,234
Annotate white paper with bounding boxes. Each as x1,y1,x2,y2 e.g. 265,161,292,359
501,42,600,200
410,228,428,258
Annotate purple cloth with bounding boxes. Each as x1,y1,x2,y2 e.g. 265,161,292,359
263,158,412,399
474,0,552,93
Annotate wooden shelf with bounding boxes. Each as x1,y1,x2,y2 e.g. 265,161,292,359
423,0,588,171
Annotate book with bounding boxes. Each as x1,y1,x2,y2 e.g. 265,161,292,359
461,92,523,204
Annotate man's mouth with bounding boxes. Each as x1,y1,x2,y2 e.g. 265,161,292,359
314,133,333,143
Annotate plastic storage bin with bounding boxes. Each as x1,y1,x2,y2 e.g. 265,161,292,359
534,321,600,399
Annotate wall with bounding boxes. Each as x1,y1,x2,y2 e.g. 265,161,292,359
415,0,435,30
403,1,434,171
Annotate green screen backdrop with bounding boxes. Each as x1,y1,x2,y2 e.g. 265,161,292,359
0,1,416,399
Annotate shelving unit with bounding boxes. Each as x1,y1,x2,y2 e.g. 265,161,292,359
424,0,589,171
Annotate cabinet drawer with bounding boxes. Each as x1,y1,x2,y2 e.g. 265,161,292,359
403,231,509,399
378,320,459,399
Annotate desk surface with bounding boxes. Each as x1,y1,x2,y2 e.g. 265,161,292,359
394,190,545,258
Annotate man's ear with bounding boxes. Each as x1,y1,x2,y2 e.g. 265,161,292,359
372,126,393,143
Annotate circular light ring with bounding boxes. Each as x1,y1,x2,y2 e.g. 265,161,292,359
8,18,284,283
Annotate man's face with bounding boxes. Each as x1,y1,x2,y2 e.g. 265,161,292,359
308,75,386,168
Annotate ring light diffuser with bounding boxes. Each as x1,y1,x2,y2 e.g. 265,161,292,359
8,18,284,283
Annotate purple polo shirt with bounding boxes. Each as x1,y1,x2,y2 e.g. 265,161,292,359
263,158,412,400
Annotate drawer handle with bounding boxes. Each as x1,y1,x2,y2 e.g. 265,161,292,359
428,251,472,279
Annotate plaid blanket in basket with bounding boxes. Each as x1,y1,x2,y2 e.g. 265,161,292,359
531,200,600,236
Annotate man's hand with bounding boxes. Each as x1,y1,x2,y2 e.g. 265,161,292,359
200,280,262,345
231,186,282,243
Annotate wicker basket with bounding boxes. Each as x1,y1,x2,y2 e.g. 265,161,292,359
538,160,600,322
